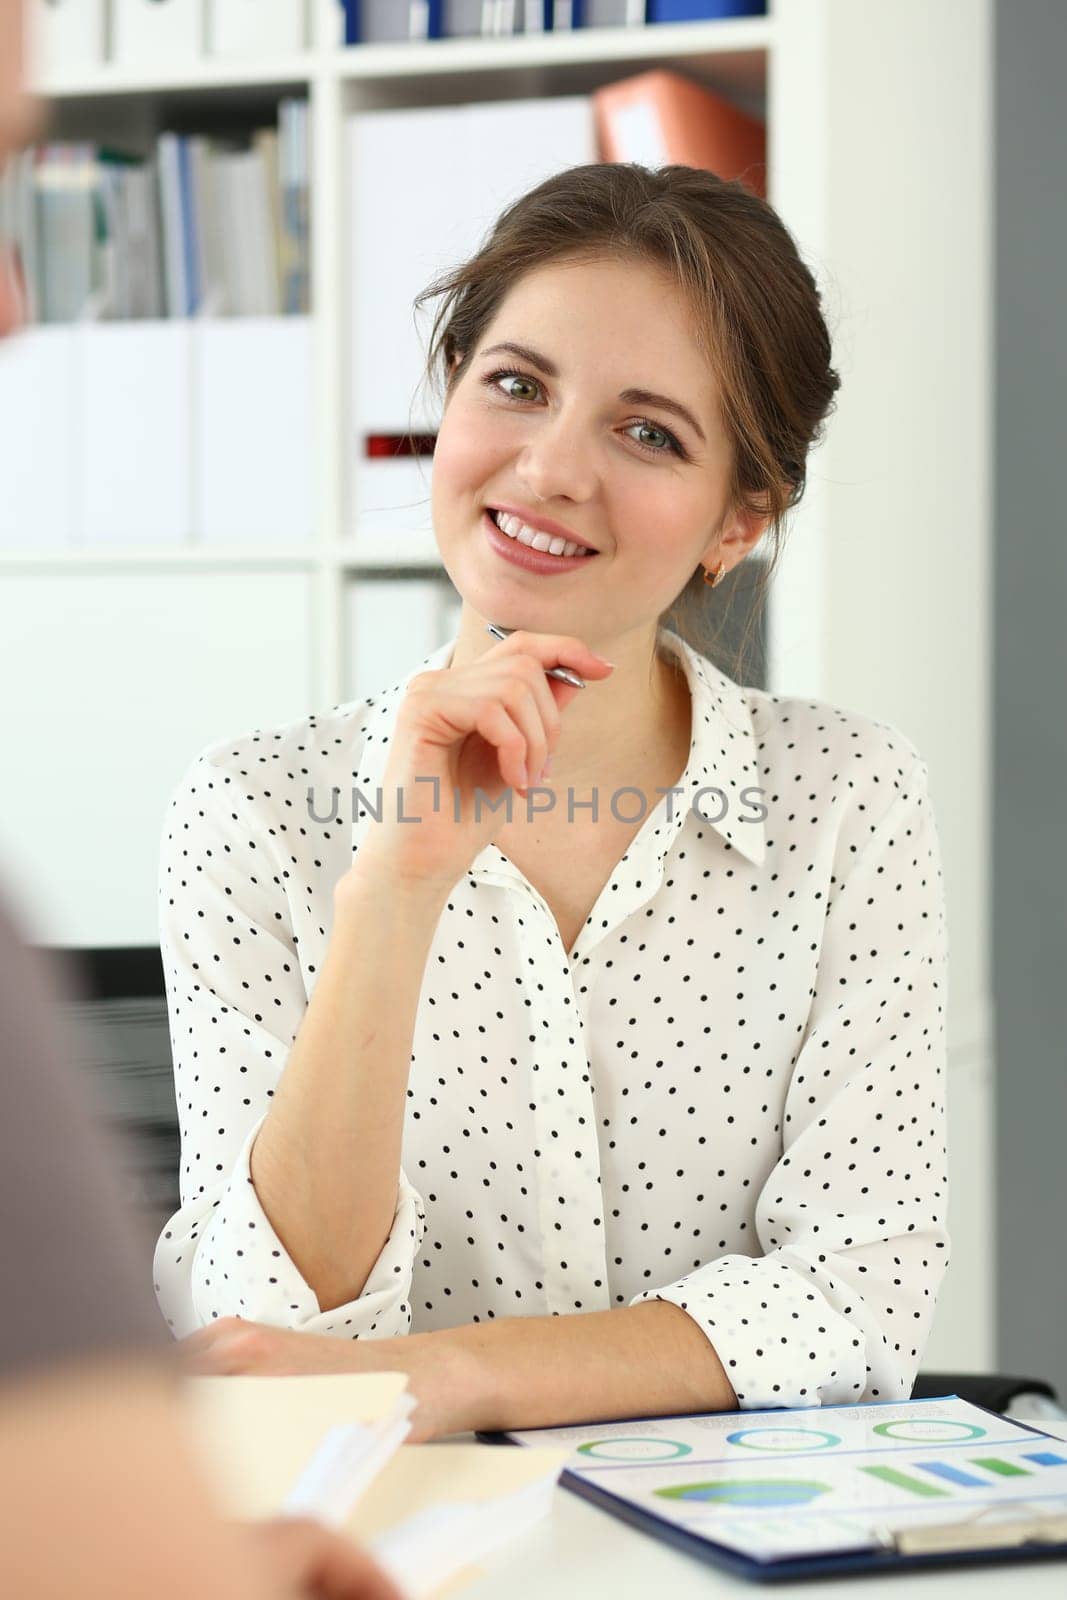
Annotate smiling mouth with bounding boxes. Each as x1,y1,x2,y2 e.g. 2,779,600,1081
487,508,598,559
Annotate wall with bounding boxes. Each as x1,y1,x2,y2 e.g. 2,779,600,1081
993,0,1067,1398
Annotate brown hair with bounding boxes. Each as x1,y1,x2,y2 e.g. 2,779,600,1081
413,162,841,684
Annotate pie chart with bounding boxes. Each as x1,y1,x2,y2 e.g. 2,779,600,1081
655,1478,832,1508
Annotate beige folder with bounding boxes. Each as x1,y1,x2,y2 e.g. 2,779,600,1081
183,1370,414,1521
182,1372,570,1598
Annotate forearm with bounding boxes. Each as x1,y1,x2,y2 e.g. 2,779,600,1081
249,860,449,1313
434,1301,738,1434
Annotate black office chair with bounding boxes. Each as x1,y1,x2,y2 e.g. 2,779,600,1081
912,1370,1064,1418
50,944,180,1233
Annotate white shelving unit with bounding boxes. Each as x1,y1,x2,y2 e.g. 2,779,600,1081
21,8,775,709
11,0,993,1371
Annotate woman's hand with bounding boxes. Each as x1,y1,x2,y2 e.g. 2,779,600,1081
179,1318,481,1444
348,629,614,895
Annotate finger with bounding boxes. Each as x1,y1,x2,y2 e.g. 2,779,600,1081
488,628,616,681
470,658,562,781
496,671,553,787
471,698,531,793
509,654,565,766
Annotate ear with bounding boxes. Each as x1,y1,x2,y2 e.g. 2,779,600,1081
698,498,773,571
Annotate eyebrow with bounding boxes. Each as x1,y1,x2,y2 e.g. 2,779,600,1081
479,341,708,446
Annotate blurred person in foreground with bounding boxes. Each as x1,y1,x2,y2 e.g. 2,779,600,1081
0,4,401,1596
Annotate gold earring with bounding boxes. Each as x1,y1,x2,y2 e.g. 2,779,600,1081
702,561,727,588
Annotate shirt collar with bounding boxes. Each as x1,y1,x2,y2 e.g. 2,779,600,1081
350,626,766,872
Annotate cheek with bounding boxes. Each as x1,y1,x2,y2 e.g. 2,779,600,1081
435,406,492,492
432,401,508,506
610,476,702,546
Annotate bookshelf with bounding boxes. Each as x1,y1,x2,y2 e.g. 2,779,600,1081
12,0,993,1373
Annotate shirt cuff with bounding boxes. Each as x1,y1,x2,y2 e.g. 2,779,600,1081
155,1116,427,1339
630,1251,875,1410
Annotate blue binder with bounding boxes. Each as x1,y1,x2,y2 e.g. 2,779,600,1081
647,0,767,21
477,1397,1067,1581
342,1,445,43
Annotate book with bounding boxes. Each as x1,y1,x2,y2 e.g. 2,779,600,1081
441,0,486,35
157,134,188,317
279,98,311,315
344,0,444,39
593,67,767,197
552,0,582,25
583,0,646,25
520,0,551,27
647,0,767,21
253,127,285,310
479,1395,1067,1579
0,101,310,324
35,145,100,323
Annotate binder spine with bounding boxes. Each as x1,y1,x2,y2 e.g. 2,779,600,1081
646,1,766,20
553,0,583,27
583,1,648,22
177,138,201,317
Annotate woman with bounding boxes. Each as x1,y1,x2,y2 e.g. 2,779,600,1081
157,164,949,1442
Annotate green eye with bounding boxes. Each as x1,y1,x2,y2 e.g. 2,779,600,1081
633,423,670,452
496,373,539,402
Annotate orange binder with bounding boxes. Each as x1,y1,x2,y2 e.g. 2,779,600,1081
594,69,767,198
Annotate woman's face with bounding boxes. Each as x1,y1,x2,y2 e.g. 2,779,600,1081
430,253,735,645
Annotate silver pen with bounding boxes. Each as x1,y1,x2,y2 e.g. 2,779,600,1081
485,622,586,689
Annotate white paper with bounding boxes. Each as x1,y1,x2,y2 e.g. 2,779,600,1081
282,1397,417,1527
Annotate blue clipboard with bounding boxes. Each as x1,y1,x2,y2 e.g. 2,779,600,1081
476,1396,1067,1581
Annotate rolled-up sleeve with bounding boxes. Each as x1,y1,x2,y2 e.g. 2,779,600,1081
152,753,426,1340
629,755,950,1410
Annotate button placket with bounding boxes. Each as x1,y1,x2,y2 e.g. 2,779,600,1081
508,882,609,1318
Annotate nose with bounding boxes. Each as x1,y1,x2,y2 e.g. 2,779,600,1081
515,406,599,506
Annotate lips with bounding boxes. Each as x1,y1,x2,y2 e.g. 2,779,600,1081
483,509,599,576
487,508,597,559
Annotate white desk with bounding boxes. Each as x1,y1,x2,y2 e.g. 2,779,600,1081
446,1418,1067,1599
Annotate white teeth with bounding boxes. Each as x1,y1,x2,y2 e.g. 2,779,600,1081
493,510,592,559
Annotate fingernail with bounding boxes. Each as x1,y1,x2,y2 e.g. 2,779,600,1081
592,653,616,667
542,757,553,779
518,762,528,788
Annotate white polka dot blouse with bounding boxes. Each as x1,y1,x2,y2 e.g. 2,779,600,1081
153,626,950,1410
